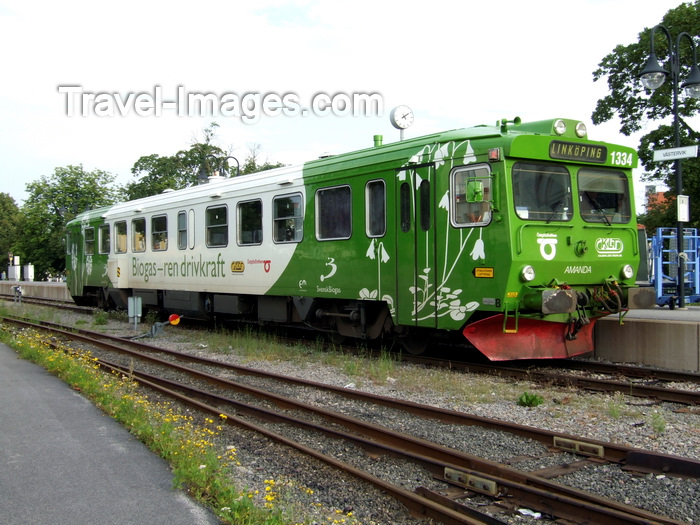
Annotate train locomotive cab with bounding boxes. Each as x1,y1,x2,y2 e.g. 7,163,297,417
460,119,656,360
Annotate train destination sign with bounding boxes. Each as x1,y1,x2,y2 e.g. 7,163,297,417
652,145,698,162
549,141,607,163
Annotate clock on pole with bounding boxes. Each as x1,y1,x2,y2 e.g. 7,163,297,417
390,105,414,140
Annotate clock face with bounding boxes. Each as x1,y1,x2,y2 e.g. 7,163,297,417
390,105,414,130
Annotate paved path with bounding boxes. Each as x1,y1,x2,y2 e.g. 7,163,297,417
0,343,220,525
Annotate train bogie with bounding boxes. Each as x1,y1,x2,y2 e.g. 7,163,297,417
65,117,656,360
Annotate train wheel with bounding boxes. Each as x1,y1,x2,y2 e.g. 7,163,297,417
400,335,428,356
97,288,110,310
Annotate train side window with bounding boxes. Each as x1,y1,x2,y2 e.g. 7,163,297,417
115,221,127,254
316,185,351,240
188,209,195,249
273,193,303,243
238,200,263,245
512,162,571,222
400,182,411,232
84,227,95,255
99,224,110,254
451,165,492,227
132,218,146,252
578,169,631,224
151,215,168,251
206,205,228,247
177,211,187,250
366,180,386,237
419,179,431,231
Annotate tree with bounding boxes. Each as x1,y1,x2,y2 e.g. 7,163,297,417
592,1,700,231
16,165,118,279
637,198,675,232
123,122,226,200
0,193,21,271
240,143,286,175
124,123,286,200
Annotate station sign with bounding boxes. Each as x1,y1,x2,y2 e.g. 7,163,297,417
652,145,698,162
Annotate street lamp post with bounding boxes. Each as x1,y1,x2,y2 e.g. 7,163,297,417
198,155,241,182
219,156,240,178
640,24,700,309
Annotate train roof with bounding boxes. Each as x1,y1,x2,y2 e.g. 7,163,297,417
68,162,304,224
68,117,621,224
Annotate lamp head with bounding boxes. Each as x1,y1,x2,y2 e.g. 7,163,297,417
640,52,668,90
682,64,700,98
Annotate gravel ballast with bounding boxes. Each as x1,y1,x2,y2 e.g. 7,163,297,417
15,311,700,524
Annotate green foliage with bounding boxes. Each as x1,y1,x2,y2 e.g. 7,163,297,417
0,193,21,264
124,144,226,200
123,122,225,201
607,392,625,418
92,311,109,325
592,1,700,228
637,195,676,233
517,391,544,407
16,165,118,279
124,123,286,200
10,122,285,278
144,310,160,325
650,411,667,434
240,143,287,175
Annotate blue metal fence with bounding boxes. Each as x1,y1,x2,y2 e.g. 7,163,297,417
650,227,700,307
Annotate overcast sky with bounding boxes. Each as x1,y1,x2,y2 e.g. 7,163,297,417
0,0,687,207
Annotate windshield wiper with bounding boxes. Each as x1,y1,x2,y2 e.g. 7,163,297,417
546,199,566,223
584,192,611,226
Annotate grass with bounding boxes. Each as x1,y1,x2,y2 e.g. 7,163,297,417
92,310,109,325
606,391,638,419
200,325,402,386
649,411,667,435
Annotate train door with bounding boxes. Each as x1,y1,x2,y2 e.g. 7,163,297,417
395,163,437,328
109,220,129,288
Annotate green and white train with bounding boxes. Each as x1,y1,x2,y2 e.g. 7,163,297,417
65,117,655,360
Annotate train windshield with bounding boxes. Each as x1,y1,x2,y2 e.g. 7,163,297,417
512,162,572,222
578,169,631,224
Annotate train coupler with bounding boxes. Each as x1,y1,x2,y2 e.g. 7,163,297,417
522,288,578,314
565,305,590,341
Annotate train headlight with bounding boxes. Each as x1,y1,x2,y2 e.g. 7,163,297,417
554,119,567,135
621,264,635,280
520,265,536,282
575,122,587,138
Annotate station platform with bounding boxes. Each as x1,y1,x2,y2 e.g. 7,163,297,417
595,306,700,372
2,281,699,371
0,280,72,302
0,342,220,525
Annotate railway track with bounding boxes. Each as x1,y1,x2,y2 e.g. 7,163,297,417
2,315,698,524
6,295,700,406
0,293,93,313
404,354,700,406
